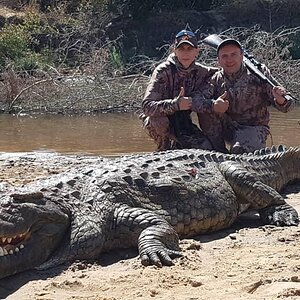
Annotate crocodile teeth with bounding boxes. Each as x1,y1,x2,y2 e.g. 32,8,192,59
0,246,23,257
0,231,30,246
20,244,24,249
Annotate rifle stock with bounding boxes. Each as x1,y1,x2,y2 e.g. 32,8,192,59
201,34,223,49
202,34,297,103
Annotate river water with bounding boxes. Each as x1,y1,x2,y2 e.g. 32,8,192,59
0,108,299,156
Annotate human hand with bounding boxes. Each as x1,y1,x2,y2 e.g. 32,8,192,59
272,86,287,105
213,91,229,113
178,87,192,110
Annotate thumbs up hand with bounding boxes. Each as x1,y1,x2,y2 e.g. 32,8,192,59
213,91,229,113
178,87,192,110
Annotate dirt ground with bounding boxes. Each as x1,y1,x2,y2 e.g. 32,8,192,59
0,152,300,300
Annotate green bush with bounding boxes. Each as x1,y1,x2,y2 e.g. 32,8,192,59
0,9,56,71
110,44,123,69
15,50,54,71
0,25,30,68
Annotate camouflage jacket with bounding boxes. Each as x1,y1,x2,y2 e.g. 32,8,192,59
194,63,295,127
142,53,218,117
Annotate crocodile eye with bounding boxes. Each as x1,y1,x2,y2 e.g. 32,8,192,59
10,192,45,205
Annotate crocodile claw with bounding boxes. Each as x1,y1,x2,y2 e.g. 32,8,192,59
259,204,299,226
139,241,182,267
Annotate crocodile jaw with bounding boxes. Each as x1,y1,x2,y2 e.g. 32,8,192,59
0,197,69,279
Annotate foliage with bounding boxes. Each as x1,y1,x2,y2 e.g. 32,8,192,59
0,9,55,71
110,45,123,69
1,0,300,73
105,0,229,20
0,0,300,113
0,24,29,68
288,31,300,59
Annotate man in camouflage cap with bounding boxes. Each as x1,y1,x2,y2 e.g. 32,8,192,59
141,29,218,151
194,38,295,154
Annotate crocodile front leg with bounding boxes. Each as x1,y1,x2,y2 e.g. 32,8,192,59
108,205,181,267
218,161,299,226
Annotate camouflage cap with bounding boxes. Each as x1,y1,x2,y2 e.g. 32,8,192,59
217,38,242,54
175,30,198,48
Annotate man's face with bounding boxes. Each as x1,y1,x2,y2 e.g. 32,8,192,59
217,44,243,75
174,44,200,69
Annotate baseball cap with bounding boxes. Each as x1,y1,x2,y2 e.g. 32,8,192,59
175,30,198,48
217,38,242,54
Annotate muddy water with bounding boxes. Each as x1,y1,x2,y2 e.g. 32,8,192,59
0,108,299,156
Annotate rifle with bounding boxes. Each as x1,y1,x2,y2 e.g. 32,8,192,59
202,34,296,103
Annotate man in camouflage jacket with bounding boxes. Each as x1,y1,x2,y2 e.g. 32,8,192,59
194,38,295,154
141,29,218,151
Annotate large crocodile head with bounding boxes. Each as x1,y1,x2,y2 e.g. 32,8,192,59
0,191,69,279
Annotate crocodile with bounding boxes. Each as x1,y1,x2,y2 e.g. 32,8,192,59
0,145,299,279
